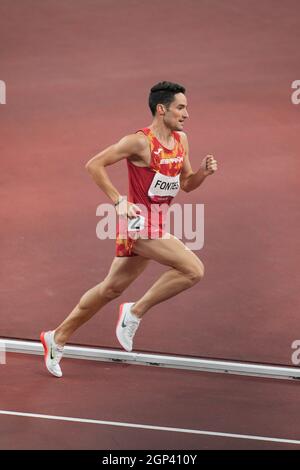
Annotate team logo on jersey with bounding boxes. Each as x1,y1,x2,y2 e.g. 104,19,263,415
160,155,184,165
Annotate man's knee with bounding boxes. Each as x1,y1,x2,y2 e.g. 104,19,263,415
186,261,205,284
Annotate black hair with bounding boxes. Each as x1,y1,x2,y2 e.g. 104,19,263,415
148,81,186,116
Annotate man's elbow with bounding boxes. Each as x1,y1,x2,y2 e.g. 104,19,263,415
85,162,93,176
182,185,191,193
85,148,111,173
180,182,187,192
85,159,99,174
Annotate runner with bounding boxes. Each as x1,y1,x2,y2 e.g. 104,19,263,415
40,81,218,377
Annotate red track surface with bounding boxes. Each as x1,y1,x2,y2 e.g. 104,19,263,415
1,0,300,364
1,0,300,450
0,353,300,450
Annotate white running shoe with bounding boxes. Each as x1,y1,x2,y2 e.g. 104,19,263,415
116,303,141,352
40,330,64,378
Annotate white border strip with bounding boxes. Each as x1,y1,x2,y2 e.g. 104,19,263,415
0,410,299,445
2,338,300,380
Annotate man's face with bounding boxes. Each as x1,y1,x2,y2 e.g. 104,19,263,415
162,93,189,131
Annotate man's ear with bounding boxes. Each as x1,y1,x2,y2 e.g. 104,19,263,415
156,104,166,116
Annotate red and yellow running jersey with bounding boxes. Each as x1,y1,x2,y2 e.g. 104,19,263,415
116,127,185,257
128,127,185,206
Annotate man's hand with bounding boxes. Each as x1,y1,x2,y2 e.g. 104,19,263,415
200,155,218,176
115,197,141,219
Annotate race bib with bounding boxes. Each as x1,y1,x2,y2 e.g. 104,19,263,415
148,172,180,199
128,214,145,232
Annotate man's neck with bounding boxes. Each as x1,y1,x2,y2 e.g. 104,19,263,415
149,121,174,147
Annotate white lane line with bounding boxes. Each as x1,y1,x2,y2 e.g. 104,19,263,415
0,410,299,445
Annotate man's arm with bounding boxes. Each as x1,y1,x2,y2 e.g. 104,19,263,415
179,132,218,193
85,134,146,205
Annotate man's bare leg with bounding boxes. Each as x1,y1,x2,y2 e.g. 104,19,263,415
130,234,204,318
54,256,149,346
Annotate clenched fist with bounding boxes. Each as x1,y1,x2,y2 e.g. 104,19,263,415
201,155,218,176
